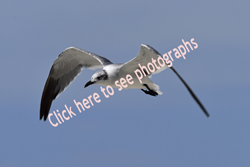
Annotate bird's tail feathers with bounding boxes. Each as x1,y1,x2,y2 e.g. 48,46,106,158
152,83,163,95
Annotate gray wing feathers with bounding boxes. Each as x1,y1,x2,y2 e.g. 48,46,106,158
40,47,112,121
120,44,167,76
54,64,83,99
52,47,112,79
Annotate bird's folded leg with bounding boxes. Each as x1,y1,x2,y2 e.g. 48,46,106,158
141,84,158,96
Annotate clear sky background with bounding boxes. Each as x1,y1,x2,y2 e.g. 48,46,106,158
0,0,249,166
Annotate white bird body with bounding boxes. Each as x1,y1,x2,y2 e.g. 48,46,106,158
95,64,162,94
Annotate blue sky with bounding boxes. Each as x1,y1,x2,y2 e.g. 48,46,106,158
0,0,250,166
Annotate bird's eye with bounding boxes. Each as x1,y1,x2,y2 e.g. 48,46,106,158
97,76,102,80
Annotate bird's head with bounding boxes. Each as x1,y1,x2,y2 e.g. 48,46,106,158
84,70,108,88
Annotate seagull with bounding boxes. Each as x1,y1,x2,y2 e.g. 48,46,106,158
40,44,209,121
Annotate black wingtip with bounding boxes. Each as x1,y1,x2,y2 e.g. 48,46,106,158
39,114,48,121
40,73,58,122
205,111,210,118
169,66,210,118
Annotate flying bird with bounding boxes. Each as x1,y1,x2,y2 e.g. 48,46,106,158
40,44,209,121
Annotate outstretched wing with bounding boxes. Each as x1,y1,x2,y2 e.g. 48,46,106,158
121,44,209,117
40,47,112,121
120,44,168,77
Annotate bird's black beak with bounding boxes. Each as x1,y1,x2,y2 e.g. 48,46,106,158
84,81,95,88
